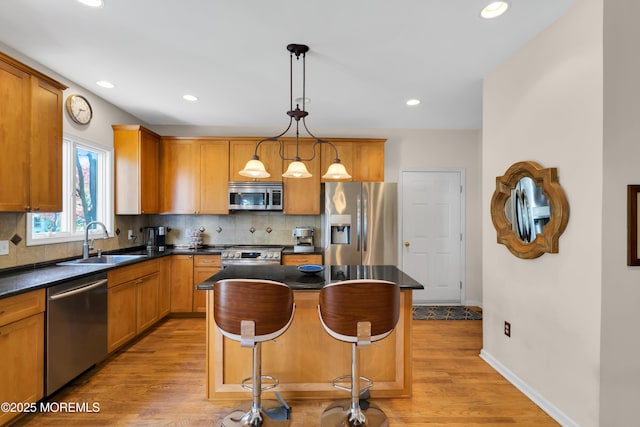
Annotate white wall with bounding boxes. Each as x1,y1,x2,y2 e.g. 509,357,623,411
153,125,483,304
600,0,640,424
482,0,603,426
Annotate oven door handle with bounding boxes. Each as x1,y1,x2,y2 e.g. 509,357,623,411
48,279,108,301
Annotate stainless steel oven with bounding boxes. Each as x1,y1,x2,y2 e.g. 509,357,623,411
221,246,283,267
228,182,283,211
46,272,108,396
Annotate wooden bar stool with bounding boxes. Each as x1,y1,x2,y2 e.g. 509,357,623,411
318,279,400,427
214,279,295,427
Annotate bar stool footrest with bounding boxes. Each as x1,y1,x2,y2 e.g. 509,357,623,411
241,375,279,393
332,374,373,394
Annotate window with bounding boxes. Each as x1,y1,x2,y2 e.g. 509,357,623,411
27,135,113,245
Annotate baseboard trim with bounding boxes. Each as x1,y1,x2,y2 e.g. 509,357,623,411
479,349,579,427
464,299,482,308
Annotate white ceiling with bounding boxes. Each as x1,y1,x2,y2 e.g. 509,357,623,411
0,0,575,130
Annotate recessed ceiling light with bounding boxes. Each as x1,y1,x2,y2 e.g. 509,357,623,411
406,99,420,106
183,94,198,102
77,0,104,8
481,1,509,19
96,80,114,88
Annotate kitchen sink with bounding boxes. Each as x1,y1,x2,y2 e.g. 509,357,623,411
57,254,148,266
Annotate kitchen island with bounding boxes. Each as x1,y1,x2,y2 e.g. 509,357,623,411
196,265,422,400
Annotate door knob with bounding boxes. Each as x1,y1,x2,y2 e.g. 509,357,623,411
404,241,410,247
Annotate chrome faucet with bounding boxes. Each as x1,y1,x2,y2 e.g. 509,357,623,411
82,221,109,259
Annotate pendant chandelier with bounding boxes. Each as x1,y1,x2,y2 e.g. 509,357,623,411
239,44,351,180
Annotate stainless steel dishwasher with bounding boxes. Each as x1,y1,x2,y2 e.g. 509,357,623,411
46,272,108,396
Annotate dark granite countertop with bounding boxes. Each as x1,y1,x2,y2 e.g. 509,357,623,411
0,245,323,299
196,264,423,291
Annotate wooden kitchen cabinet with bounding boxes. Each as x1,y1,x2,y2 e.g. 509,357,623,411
107,259,162,352
113,124,161,214
0,289,45,426
283,138,321,214
0,52,66,212
229,139,283,182
160,138,229,214
282,253,323,265
193,255,221,313
170,255,194,312
320,138,386,183
107,279,137,352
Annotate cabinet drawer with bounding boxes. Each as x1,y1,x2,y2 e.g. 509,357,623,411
108,259,160,288
282,254,323,266
0,289,45,327
194,255,221,267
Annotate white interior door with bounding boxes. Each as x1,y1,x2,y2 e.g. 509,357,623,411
401,170,463,304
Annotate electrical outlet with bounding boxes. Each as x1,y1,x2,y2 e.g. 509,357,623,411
504,321,511,337
127,229,134,240
0,240,8,256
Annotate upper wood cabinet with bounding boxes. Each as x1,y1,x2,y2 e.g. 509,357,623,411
283,138,321,214
229,139,283,182
113,124,160,214
0,52,66,212
160,138,229,214
320,138,386,182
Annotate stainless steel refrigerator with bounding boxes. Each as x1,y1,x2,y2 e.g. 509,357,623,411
323,182,397,265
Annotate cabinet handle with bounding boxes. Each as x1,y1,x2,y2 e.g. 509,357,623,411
25,205,31,211
34,207,40,211
0,310,4,315
404,241,410,247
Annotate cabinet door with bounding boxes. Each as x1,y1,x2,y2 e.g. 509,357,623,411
158,256,171,318
170,255,194,312
160,139,199,214
108,280,137,352
193,267,219,313
140,128,160,213
283,139,321,214
0,313,44,426
0,59,30,211
137,272,160,333
30,76,63,212
114,125,160,214
229,140,283,182
200,141,229,214
354,141,385,182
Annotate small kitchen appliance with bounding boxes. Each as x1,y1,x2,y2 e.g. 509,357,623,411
143,226,168,251
293,226,315,253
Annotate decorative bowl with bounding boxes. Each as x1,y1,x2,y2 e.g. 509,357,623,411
297,264,325,275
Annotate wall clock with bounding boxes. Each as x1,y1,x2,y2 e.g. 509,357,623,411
65,94,93,125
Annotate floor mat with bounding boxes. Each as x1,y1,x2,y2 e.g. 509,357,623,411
413,306,482,320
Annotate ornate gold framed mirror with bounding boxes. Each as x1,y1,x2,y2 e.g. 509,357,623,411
491,161,569,259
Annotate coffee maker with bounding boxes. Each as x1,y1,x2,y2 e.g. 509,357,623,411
293,227,314,253
144,226,167,252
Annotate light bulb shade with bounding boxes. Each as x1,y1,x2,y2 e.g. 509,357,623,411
239,159,271,178
322,161,352,180
282,161,312,178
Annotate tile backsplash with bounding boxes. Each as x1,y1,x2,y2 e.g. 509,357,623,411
0,212,321,269
147,213,322,248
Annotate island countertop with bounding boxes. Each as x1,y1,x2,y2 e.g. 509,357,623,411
196,264,423,290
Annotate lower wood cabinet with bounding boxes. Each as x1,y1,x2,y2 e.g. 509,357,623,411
170,255,194,313
170,254,221,313
107,259,162,352
193,255,221,313
0,289,45,426
158,256,171,317
282,253,323,266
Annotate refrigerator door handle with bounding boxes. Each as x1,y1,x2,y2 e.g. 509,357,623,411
363,195,368,252
356,194,361,252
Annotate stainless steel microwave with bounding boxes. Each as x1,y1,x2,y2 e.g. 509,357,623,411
228,182,283,211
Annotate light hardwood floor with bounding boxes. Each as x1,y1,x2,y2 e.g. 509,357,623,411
13,317,558,426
